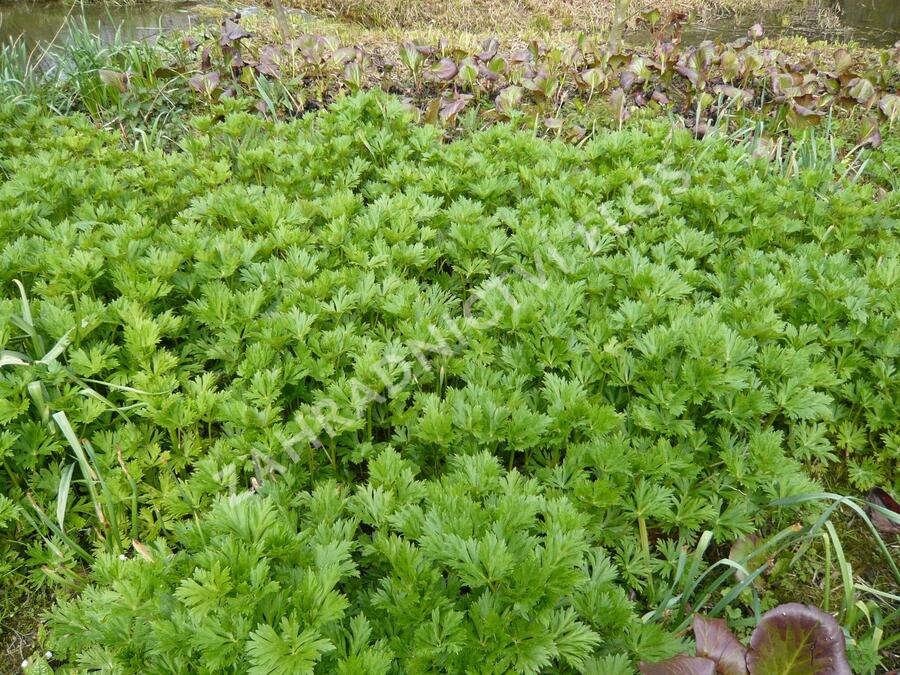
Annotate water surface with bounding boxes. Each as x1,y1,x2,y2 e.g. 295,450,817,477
681,0,900,47
0,0,898,50
0,0,208,47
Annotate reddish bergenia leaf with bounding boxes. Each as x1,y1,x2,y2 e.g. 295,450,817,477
439,94,472,123
878,94,900,122
640,656,717,675
220,18,252,47
256,46,282,76
832,48,853,75
847,77,875,104
747,604,851,675
476,62,500,82
693,616,748,675
430,58,458,81
187,70,221,94
509,49,532,64
478,38,500,63
857,116,882,148
332,46,359,65
674,64,700,88
867,487,900,534
495,85,523,114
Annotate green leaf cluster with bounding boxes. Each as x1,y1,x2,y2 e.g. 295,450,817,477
0,90,897,670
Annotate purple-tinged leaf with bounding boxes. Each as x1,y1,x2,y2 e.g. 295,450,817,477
620,70,637,91
509,49,532,64
439,94,472,123
528,38,547,61
877,94,900,123
495,85,523,114
580,67,606,90
477,62,501,82
857,116,882,148
695,41,716,69
256,45,282,76
791,102,825,119
343,62,364,91
693,616,748,675
200,45,212,70
674,64,700,88
332,46,359,65
833,48,853,75
220,18,252,47
457,57,478,87
748,23,764,40
429,58,458,81
727,37,751,50
728,534,768,587
714,84,752,103
188,70,220,94
640,656,717,675
747,604,851,675
847,77,875,104
609,87,628,124
866,487,900,534
478,37,500,63
487,56,508,76
568,125,587,141
721,50,740,81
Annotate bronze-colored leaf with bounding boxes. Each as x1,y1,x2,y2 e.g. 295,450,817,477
478,38,500,63
220,18,252,47
187,70,221,94
878,94,900,123
693,616,748,675
857,116,882,148
833,48,853,75
439,94,472,123
747,604,851,675
846,77,875,104
866,487,900,534
430,58,458,81
495,85,523,114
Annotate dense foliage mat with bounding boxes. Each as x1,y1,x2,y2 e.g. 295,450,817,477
0,91,897,672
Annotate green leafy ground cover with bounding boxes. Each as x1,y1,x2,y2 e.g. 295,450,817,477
0,90,898,672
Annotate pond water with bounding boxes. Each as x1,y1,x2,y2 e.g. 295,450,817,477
680,0,900,47
0,1,212,48
0,0,898,49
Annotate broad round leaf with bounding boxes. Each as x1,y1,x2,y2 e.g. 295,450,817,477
747,604,850,675
693,616,748,675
